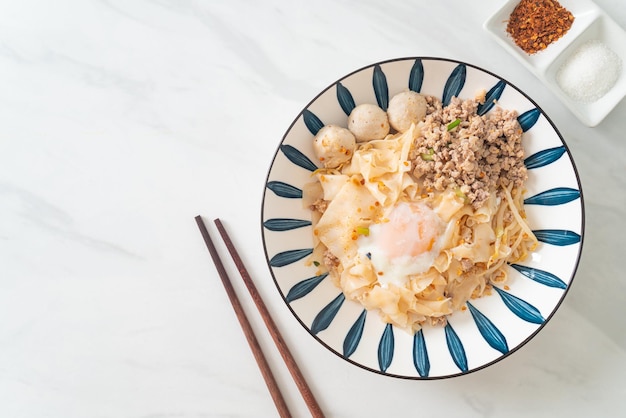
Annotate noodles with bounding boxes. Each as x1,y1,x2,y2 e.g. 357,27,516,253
303,94,538,333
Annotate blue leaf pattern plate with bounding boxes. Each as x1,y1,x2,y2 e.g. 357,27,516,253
261,57,584,379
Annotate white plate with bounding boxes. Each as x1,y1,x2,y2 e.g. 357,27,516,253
484,0,626,126
261,57,585,379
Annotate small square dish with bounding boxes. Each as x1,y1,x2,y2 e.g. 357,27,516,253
484,0,626,127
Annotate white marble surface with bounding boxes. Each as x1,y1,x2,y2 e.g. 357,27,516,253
1,1,625,417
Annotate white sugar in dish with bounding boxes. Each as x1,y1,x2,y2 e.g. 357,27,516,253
556,40,622,103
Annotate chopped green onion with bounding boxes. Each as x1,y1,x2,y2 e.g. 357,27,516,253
454,187,468,202
356,226,370,236
420,148,435,161
447,118,461,131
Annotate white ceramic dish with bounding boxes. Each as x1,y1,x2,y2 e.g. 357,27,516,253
261,57,584,379
484,0,626,127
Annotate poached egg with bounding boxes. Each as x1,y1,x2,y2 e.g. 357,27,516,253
358,201,445,287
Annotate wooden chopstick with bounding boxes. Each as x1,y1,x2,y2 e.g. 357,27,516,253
212,218,326,418
195,216,292,418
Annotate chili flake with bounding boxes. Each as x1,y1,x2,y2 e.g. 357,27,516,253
506,0,575,55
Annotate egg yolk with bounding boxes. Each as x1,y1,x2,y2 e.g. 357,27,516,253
377,202,442,260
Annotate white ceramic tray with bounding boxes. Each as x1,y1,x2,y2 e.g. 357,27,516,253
484,0,626,126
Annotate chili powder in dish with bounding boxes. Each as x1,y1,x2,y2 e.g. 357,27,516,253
506,0,575,55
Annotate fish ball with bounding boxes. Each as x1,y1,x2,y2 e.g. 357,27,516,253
312,125,356,168
387,91,427,133
348,104,390,142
